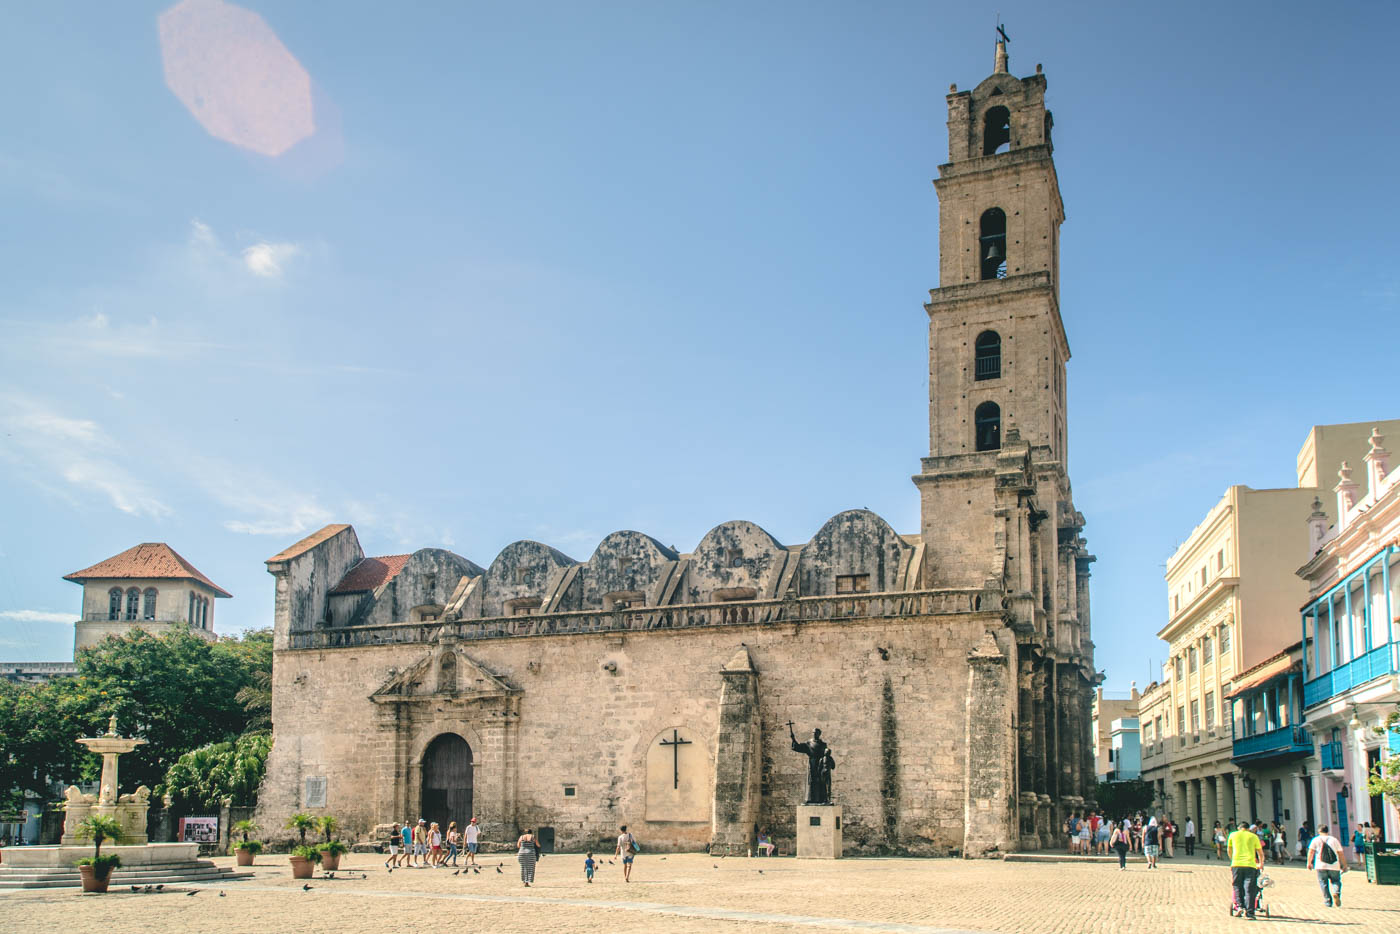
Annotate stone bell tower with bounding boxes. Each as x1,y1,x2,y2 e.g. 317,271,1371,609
914,35,1096,847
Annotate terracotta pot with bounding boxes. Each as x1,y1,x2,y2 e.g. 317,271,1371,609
235,847,255,866
289,855,315,879
79,864,112,893
319,851,341,872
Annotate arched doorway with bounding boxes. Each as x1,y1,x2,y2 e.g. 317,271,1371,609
421,734,473,831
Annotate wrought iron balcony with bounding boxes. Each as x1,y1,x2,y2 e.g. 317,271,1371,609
1304,645,1396,707
1231,724,1311,764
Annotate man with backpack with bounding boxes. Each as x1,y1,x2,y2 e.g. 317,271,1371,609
1306,824,1349,907
616,824,639,882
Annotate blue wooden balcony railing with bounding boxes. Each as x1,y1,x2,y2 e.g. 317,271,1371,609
1321,741,1345,770
1304,645,1396,707
1232,724,1311,763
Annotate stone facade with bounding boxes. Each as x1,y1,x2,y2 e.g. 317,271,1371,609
255,41,1097,857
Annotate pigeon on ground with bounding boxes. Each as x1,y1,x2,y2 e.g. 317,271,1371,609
130,885,140,892
453,869,460,876
155,884,164,891
472,867,480,874
219,891,226,897
387,868,393,874
144,885,154,893
758,870,764,874
495,866,502,874
608,859,615,865
713,864,718,869
302,883,313,891
326,872,335,879
186,890,198,896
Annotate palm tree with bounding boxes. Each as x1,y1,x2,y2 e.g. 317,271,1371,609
317,815,340,844
232,819,259,845
76,814,124,861
286,813,317,846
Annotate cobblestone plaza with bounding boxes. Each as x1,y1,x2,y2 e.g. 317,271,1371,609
6,852,1398,933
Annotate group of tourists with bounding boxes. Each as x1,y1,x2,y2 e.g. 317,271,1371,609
384,817,481,869
382,818,641,887
1064,811,1187,865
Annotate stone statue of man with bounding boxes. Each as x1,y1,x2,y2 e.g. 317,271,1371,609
788,723,836,805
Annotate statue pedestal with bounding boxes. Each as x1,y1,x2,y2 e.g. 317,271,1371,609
796,805,842,859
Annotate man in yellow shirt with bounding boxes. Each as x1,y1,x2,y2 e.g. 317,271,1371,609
1228,822,1265,920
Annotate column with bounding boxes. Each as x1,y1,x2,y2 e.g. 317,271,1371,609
1220,773,1237,823
1175,781,1188,821
1018,658,1035,794
1205,775,1219,835
1032,664,1049,794
964,633,1016,856
711,647,761,855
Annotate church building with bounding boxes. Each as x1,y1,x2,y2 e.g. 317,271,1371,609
256,39,1096,856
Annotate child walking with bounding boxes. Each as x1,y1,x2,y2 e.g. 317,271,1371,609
584,852,595,883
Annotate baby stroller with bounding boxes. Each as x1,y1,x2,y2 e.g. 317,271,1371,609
1229,872,1273,918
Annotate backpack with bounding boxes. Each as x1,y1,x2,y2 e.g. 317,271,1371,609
1320,839,1337,865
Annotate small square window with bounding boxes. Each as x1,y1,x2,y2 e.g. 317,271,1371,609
809,816,821,827
563,785,576,798
836,574,871,594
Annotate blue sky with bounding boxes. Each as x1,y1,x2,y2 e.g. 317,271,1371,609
2,1,1397,693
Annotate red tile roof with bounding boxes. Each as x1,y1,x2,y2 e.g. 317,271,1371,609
63,543,232,597
265,524,353,564
329,555,412,595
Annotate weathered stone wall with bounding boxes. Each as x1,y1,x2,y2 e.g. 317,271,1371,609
352,549,483,626
256,610,1003,856
797,510,913,597
269,526,362,651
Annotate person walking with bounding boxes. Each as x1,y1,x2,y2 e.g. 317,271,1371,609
400,821,414,867
616,824,639,882
516,828,541,886
1351,824,1366,863
385,822,403,868
584,851,596,883
429,821,443,866
1184,817,1196,856
1228,821,1265,920
1274,823,1289,864
1163,818,1175,858
1212,821,1225,860
446,821,460,866
1308,824,1348,907
1143,817,1161,869
1096,814,1111,855
1110,820,1130,870
464,817,480,866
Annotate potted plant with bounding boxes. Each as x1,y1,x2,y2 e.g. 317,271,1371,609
74,814,124,894
316,816,345,871
232,819,262,866
286,813,319,878
289,845,321,879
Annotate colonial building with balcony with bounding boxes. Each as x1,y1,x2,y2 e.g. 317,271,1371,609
1298,427,1400,843
64,543,231,653
1148,420,1395,831
1228,642,1313,828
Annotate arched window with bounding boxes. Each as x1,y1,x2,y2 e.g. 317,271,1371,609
124,588,140,621
199,597,209,628
983,105,1011,155
189,592,196,624
974,330,1001,381
979,208,1007,280
108,588,122,620
142,588,158,621
975,401,1002,452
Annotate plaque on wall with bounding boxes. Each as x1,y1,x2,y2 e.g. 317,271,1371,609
305,776,328,808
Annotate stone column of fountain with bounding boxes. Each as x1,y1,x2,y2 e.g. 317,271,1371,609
59,716,150,845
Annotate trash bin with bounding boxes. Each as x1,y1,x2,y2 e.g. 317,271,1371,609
1364,842,1400,885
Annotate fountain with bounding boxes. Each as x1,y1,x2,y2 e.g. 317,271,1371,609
0,718,252,889
60,716,150,845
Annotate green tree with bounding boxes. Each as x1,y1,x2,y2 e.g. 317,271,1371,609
160,732,272,811
0,679,95,802
1366,709,1400,803
1095,779,1155,818
73,626,269,789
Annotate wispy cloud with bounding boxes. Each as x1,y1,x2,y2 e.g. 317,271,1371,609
186,454,335,537
242,242,302,278
0,610,73,624
0,394,171,518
